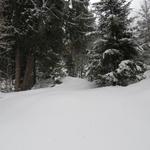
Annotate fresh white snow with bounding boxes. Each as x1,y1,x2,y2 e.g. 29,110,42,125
0,76,150,150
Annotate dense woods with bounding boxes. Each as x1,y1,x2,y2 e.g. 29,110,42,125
0,0,149,92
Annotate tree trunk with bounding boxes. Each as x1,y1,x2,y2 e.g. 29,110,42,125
22,50,34,90
33,56,36,85
15,48,21,91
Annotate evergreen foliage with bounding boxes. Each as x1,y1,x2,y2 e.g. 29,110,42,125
87,0,141,86
64,0,95,77
0,0,66,91
0,0,147,92
0,0,15,92
95,60,146,86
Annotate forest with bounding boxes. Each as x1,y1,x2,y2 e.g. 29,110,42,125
1,1,150,149
0,0,150,92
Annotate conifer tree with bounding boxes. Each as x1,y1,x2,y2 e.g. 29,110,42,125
87,0,141,86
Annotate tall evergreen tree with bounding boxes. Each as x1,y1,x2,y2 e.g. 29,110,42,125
87,0,140,86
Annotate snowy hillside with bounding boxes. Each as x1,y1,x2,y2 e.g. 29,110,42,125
0,77,150,150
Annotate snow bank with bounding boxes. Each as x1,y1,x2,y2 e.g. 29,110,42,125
56,77,95,90
0,77,150,150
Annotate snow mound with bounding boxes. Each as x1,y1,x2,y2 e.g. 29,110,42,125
56,77,95,90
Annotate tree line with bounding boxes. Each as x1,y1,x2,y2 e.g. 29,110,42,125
0,0,150,92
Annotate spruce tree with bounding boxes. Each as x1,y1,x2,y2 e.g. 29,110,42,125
87,0,141,86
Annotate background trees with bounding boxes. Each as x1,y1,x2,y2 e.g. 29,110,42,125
1,0,66,91
136,0,150,65
0,0,15,92
64,0,94,77
0,0,148,91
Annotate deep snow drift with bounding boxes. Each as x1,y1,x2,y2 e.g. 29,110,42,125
0,76,150,150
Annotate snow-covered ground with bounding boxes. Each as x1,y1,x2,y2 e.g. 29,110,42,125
0,76,150,150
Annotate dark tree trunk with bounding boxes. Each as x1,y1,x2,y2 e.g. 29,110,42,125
33,56,36,85
15,48,21,91
21,50,34,90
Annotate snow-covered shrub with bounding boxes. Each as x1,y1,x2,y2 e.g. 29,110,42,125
95,60,146,87
115,60,146,86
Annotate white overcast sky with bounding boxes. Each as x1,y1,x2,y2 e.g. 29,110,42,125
90,0,143,12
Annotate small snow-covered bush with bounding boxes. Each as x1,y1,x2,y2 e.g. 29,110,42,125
115,60,146,86
95,60,146,87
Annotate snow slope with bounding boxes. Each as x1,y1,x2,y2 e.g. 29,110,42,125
0,77,150,150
